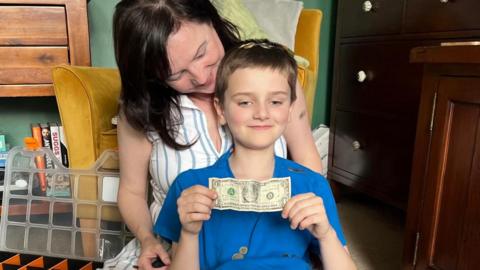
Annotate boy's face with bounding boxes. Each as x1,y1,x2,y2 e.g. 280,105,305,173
214,67,293,151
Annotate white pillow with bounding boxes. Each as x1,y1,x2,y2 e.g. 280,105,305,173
210,0,269,40
241,0,303,50
312,124,329,177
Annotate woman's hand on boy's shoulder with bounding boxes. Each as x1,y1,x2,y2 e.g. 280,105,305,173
281,193,332,240
177,185,217,235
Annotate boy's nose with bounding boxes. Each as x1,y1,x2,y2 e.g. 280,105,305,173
253,104,270,120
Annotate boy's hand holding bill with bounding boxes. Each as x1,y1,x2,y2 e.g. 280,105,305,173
177,185,217,235
282,193,333,241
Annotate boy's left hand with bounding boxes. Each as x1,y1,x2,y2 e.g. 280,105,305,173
282,193,332,240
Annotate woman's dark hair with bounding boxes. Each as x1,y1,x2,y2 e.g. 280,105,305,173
113,0,240,149
215,39,298,105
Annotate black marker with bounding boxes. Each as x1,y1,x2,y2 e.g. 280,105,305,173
152,256,165,268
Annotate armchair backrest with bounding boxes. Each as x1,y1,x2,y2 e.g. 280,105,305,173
295,9,322,118
52,66,120,169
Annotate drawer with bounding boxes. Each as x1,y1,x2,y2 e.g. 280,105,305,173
0,47,69,84
336,42,427,114
330,111,415,203
0,6,67,45
339,0,403,37
405,0,480,33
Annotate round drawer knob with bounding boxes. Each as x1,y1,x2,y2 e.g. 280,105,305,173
362,1,373,12
352,141,361,150
357,70,367,82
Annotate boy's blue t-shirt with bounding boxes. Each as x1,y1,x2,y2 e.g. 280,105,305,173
154,152,346,270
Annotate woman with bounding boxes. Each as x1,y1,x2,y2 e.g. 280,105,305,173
108,0,323,269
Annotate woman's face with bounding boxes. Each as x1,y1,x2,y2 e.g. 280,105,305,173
165,21,225,96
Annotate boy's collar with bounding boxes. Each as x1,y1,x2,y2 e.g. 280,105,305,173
214,148,282,179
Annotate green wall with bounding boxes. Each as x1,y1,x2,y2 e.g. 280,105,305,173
0,98,60,148
88,0,120,68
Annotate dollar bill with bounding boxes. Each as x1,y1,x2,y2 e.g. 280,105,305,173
209,177,291,212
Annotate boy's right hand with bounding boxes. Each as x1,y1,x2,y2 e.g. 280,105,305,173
177,185,217,235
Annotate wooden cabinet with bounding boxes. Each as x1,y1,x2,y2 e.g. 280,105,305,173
403,44,480,270
0,0,90,97
339,0,404,37
404,0,480,33
329,0,480,208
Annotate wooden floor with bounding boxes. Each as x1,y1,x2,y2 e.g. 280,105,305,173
337,191,405,270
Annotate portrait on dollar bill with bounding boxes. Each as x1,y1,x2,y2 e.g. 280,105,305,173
241,183,259,203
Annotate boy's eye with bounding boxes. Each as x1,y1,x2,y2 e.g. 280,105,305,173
271,100,284,105
238,101,252,106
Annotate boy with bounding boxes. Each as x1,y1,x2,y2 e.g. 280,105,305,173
154,40,356,270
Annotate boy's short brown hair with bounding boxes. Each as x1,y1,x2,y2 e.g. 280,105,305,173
215,39,298,104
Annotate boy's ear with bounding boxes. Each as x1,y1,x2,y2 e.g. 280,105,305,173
214,97,227,125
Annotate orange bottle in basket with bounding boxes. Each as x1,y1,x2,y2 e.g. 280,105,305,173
24,137,47,192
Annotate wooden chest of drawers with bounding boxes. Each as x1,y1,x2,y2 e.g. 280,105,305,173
0,0,90,97
329,0,480,208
